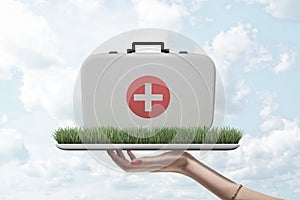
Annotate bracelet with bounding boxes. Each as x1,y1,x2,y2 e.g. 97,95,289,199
232,184,243,200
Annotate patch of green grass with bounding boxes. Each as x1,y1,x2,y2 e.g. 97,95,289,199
53,126,243,144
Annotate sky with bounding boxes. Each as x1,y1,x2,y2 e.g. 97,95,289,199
0,0,300,199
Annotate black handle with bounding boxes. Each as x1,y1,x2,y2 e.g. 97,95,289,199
127,42,169,53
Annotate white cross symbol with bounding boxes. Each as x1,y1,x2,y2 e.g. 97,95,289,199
133,83,163,112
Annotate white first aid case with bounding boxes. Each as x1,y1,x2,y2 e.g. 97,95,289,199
80,42,216,129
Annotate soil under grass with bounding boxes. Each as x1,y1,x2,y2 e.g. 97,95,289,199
53,126,243,144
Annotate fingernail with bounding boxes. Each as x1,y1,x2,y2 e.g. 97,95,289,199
131,159,142,165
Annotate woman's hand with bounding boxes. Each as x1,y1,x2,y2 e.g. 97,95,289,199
107,150,281,200
107,150,190,173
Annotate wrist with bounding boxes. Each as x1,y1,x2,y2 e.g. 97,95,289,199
176,152,192,173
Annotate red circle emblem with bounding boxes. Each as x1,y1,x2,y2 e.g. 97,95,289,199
126,76,170,118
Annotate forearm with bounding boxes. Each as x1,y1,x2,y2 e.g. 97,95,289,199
178,155,238,199
178,154,281,200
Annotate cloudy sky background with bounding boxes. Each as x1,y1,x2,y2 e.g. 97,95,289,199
0,0,300,199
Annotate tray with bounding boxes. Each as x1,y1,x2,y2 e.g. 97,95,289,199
56,143,240,151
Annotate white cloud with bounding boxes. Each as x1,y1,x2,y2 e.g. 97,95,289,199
232,79,251,105
205,23,254,64
260,115,284,132
204,23,267,116
198,115,300,199
225,4,232,10
245,46,296,74
272,48,296,74
133,0,207,29
0,0,59,76
205,23,296,77
0,0,76,124
242,0,300,21
204,16,214,23
16,153,207,199
258,91,290,133
227,117,300,180
189,0,207,11
20,66,78,124
0,0,137,124
109,172,210,199
1,114,7,123
0,0,75,123
257,90,293,133
22,156,88,177
258,91,278,118
69,0,103,12
0,49,15,80
204,23,270,86
244,45,272,72
20,154,107,188
0,128,29,165
133,0,184,30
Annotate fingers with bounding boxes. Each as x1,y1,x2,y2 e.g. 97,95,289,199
116,150,126,159
106,150,180,173
107,150,115,157
127,150,136,161
107,150,143,172
107,150,147,172
107,150,130,169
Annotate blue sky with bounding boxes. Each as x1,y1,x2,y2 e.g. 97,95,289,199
0,0,299,199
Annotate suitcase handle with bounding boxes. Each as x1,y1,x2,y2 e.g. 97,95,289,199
127,42,169,53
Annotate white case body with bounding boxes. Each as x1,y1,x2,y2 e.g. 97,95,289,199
81,52,216,128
